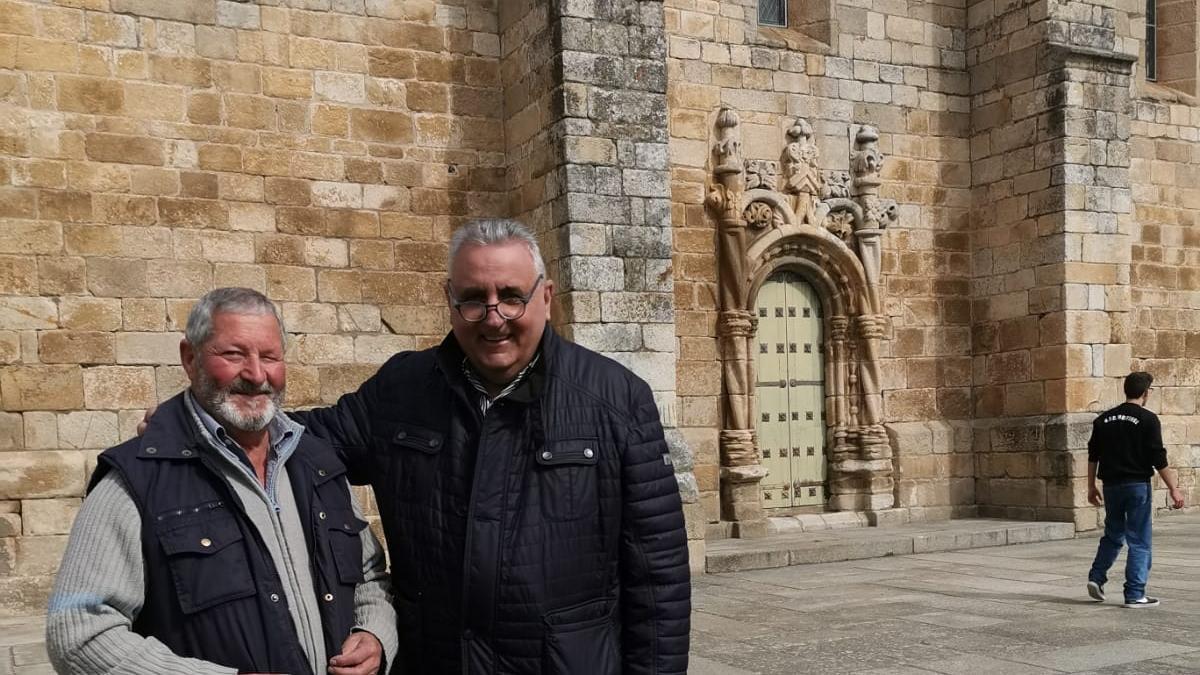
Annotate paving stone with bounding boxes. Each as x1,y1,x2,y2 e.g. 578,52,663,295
1011,639,1196,672
693,514,1200,674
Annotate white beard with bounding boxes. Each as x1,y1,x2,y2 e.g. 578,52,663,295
194,367,284,433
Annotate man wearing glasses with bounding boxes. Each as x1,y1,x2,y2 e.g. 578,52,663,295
294,219,691,673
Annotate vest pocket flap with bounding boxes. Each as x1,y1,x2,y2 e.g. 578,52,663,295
324,509,369,535
157,518,245,556
536,438,600,467
325,509,367,585
392,423,444,454
156,515,256,614
313,463,348,486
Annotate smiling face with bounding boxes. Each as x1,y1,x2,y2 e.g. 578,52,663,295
181,311,286,432
446,240,553,387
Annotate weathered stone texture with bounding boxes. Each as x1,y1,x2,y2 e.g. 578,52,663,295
4,0,507,613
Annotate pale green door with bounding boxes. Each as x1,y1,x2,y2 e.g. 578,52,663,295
754,272,826,508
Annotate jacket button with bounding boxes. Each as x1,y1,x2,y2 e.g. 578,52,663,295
200,538,212,548
318,511,327,520
428,439,439,448
270,593,280,603
323,593,334,602
318,469,327,477
145,447,157,454
396,431,407,439
463,629,474,641
181,449,193,457
583,448,594,458
541,451,552,460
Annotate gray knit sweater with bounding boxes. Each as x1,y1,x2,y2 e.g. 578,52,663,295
44,411,398,675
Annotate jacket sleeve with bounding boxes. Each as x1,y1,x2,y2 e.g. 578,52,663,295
619,381,691,675
45,473,238,675
349,485,399,670
1146,414,1168,471
291,362,390,486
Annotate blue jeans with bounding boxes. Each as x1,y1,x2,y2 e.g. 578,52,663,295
1088,481,1153,602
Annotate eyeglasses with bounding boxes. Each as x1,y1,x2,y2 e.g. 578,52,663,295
447,274,543,323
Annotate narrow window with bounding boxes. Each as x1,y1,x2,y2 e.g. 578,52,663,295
1147,0,1158,81
759,0,787,27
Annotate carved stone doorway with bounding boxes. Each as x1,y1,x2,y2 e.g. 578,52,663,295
706,108,901,535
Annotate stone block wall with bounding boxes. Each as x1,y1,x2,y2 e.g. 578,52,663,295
966,0,1140,527
0,0,506,615
1128,92,1200,509
666,0,974,524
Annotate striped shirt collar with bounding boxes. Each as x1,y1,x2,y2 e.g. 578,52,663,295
462,352,541,415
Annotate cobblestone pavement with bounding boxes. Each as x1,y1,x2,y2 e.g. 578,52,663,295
5,516,1198,674
691,513,1200,674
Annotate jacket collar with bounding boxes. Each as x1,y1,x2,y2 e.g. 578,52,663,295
137,392,207,461
136,391,344,486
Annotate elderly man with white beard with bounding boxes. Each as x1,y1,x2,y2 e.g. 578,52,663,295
46,288,397,675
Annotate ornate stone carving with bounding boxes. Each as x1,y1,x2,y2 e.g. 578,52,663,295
745,159,778,190
849,125,898,285
850,125,884,189
825,208,855,241
706,108,903,525
714,108,743,178
743,201,777,230
824,170,851,199
781,118,822,196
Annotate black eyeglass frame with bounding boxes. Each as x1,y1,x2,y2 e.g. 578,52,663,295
447,274,544,323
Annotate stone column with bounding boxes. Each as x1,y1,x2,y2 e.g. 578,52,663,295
501,0,701,558
967,0,1135,529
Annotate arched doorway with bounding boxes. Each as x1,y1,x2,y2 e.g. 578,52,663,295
754,270,826,509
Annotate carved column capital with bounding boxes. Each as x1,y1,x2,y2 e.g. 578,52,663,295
854,314,885,340
718,309,756,338
830,315,850,341
719,429,762,471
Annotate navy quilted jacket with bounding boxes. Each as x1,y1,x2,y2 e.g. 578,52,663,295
295,327,690,674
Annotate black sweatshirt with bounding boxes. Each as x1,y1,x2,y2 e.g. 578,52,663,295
1087,402,1168,483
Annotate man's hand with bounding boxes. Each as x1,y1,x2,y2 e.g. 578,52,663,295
1088,484,1103,506
136,404,159,436
328,631,382,675
1168,487,1185,510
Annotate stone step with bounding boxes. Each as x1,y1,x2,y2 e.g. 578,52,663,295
0,616,49,675
705,518,1077,574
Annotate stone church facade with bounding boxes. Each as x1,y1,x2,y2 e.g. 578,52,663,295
0,0,1197,615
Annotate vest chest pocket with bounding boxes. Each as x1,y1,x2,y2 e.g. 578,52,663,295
324,509,369,585
156,513,256,614
536,438,600,522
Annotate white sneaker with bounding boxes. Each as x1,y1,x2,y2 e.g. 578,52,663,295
1122,596,1160,608
1086,581,1105,602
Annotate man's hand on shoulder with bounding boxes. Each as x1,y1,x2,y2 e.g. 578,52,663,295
328,631,382,675
136,404,159,436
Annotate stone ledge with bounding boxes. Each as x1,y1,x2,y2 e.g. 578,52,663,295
706,518,1076,574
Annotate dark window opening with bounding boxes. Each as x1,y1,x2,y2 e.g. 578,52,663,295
759,0,787,27
1147,0,1158,81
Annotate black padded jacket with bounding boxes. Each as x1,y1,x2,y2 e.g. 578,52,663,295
295,326,690,674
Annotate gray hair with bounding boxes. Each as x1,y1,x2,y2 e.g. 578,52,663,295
447,218,546,277
185,287,287,351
